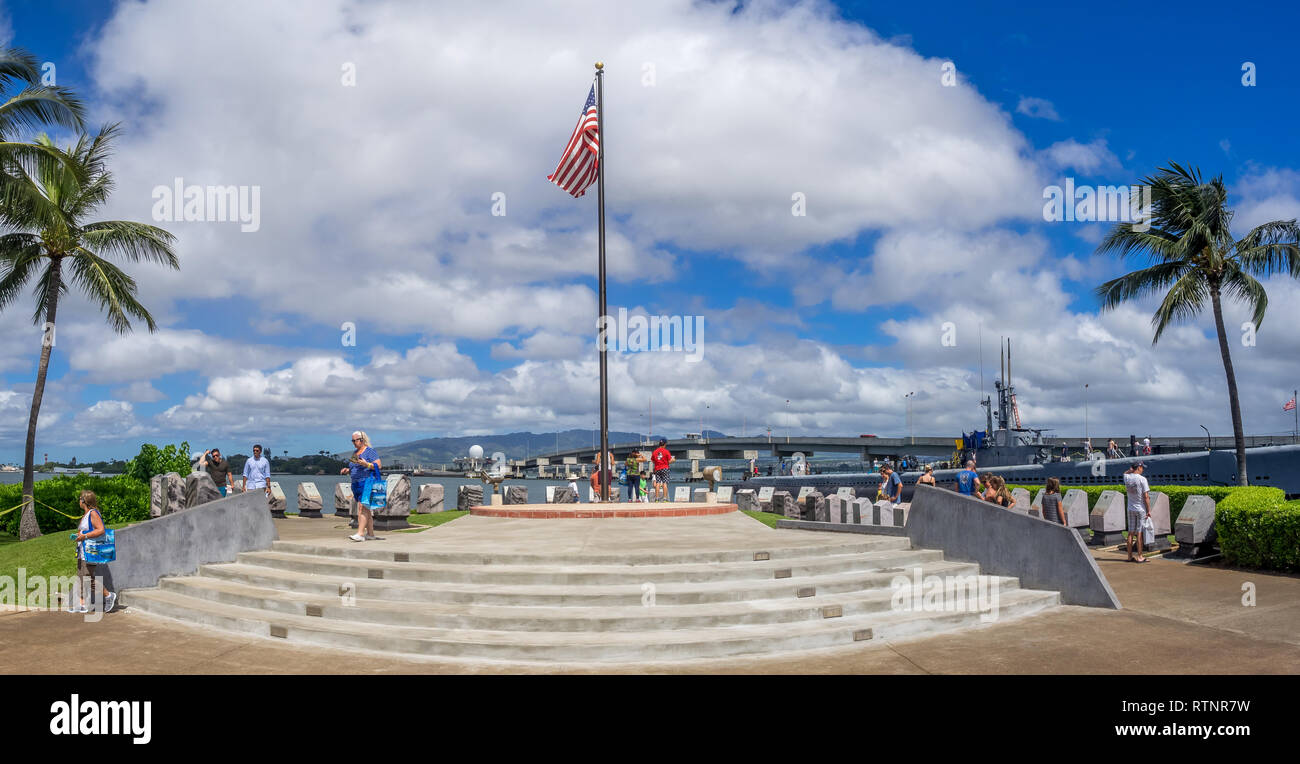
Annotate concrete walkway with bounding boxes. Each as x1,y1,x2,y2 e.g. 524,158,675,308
4,515,1298,674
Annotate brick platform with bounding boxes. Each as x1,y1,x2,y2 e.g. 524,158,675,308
470,501,738,518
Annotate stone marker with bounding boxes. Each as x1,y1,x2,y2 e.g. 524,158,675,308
827,494,845,524
334,483,355,519
1062,489,1090,536
1088,490,1126,545
233,477,245,492
546,485,556,503
183,472,222,510
1173,495,1217,558
268,482,287,518
693,488,709,502
674,486,691,502
385,474,412,513
458,484,484,510
1010,488,1032,514
1144,492,1173,551
551,486,577,504
504,485,528,505
151,472,184,517
796,486,814,501
417,483,445,513
873,500,897,526
849,497,871,524
771,490,797,519
1032,488,1044,510
297,482,323,518
735,489,758,513
837,487,855,499
716,486,733,503
804,491,827,522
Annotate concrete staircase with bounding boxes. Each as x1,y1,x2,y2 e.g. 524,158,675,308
122,534,1059,664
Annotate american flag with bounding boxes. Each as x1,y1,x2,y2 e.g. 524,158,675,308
546,86,599,198
1285,396,1296,412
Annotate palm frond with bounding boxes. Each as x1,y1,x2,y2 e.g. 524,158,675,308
66,248,157,333
1220,264,1269,331
80,221,179,268
0,233,43,311
1094,260,1189,312
1150,270,1209,344
1234,220,1300,278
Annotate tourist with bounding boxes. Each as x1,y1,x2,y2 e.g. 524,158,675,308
567,475,579,498
624,450,645,501
638,471,650,502
199,448,234,496
242,444,271,497
340,431,381,542
70,490,115,614
1041,477,1065,525
956,460,980,496
651,439,674,501
1106,439,1121,459
986,476,1015,508
1123,462,1151,563
880,465,902,504
917,464,936,487
1142,437,1153,456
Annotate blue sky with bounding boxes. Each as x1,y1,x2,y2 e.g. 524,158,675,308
4,0,1300,463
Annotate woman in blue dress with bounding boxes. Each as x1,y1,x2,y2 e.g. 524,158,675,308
339,430,381,542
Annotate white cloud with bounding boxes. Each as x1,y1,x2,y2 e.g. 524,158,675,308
1040,138,1120,174
1016,96,1060,121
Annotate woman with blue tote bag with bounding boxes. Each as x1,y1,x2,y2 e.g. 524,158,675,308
339,430,382,542
70,491,116,613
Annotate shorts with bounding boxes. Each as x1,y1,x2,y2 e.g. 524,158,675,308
1127,508,1147,532
653,469,670,483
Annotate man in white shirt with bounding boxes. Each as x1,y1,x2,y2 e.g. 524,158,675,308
1122,462,1151,562
242,444,272,498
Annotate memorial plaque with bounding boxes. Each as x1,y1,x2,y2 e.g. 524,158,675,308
546,485,556,503
1010,488,1031,511
1173,495,1217,557
674,486,691,502
827,494,845,524
822,605,843,619
268,482,287,517
296,481,323,518
837,487,855,499
771,491,798,519
183,472,222,509
873,500,895,526
1031,488,1045,510
757,487,775,501
796,486,814,500
849,497,871,525
692,488,708,502
334,483,355,519
1088,490,1126,545
417,483,445,513
735,489,758,513
797,586,815,598
716,485,734,503
1062,488,1089,529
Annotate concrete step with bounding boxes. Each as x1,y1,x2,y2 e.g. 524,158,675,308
122,585,1059,663
197,554,957,607
155,563,1017,631
233,545,941,586
268,537,905,566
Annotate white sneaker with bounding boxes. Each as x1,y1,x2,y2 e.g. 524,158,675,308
104,592,117,613
364,534,380,540
349,533,365,542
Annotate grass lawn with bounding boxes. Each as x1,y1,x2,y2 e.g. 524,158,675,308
742,510,785,528
405,510,468,529
0,524,133,608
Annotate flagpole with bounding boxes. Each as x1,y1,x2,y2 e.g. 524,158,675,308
595,61,610,501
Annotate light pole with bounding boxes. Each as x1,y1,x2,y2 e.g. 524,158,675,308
1084,383,1089,455
1200,424,1211,451
786,399,790,443
905,392,915,445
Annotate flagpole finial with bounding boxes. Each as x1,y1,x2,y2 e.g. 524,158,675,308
594,61,604,70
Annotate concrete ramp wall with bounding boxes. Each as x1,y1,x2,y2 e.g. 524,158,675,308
104,490,278,592
906,485,1120,609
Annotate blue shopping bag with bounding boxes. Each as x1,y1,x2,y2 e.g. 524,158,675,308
361,467,387,509
72,509,116,563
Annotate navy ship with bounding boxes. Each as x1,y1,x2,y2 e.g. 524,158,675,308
736,341,1300,500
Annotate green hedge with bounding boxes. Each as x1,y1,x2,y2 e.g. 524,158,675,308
0,475,150,535
1216,488,1300,572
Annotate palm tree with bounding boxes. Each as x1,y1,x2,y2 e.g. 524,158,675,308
0,124,178,539
1095,163,1300,485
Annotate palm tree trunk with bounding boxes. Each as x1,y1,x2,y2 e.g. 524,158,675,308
1209,285,1249,486
18,258,62,540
